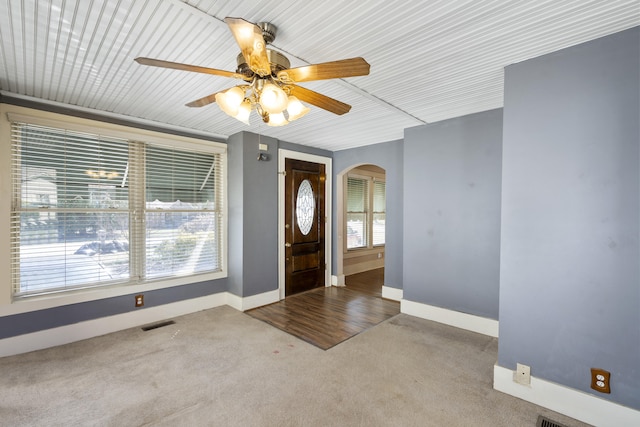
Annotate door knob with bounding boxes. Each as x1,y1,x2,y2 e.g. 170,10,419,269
285,243,291,247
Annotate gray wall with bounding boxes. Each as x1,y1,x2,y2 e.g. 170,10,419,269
333,139,404,289
227,131,279,297
403,109,503,319
498,27,640,409
279,140,334,158
227,131,332,298
0,279,228,339
226,132,246,297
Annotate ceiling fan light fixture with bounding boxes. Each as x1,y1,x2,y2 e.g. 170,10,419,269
136,19,370,127
266,112,288,127
259,82,288,114
234,101,252,125
286,96,310,121
216,86,245,116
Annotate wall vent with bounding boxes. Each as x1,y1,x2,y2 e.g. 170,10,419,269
536,415,568,427
141,320,175,331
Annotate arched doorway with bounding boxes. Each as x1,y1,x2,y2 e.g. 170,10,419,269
335,163,386,287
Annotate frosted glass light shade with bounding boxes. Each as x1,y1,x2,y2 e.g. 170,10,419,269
266,112,288,126
216,86,245,116
259,83,288,114
286,96,310,121
234,101,252,125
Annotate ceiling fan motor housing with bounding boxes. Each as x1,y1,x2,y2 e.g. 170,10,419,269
235,22,287,78
258,22,277,44
236,49,290,78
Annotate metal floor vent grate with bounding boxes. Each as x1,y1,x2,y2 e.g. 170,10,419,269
141,320,176,331
537,415,568,427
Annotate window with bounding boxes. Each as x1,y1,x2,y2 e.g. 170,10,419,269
346,177,368,249
10,119,225,298
346,174,385,250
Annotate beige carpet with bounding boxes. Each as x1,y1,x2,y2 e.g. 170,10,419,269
0,306,591,426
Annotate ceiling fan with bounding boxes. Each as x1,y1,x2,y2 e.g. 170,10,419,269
135,17,370,126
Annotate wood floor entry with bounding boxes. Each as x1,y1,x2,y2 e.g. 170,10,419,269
247,269,400,350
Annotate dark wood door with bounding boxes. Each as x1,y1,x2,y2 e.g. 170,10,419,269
285,158,326,296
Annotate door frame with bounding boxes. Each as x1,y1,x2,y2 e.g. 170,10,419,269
278,149,332,300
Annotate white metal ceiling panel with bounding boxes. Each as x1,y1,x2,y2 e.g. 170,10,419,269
0,0,638,150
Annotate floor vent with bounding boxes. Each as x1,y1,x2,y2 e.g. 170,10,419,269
537,415,568,427
141,320,175,331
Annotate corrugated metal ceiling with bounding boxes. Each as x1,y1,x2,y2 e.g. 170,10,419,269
0,0,638,151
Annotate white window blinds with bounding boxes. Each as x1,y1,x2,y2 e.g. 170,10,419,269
144,145,222,279
345,175,386,251
10,120,224,298
346,177,368,249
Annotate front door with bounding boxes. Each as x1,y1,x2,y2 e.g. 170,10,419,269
284,158,326,296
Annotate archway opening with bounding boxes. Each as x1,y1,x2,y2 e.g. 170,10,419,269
336,163,386,291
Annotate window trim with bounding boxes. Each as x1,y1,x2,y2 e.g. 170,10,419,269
371,178,386,247
346,174,369,249
0,105,227,315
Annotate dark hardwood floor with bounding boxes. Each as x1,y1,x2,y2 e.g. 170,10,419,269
247,268,399,350
344,267,385,297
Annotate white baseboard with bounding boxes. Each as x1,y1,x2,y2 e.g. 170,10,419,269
401,299,499,338
0,289,282,358
493,364,640,427
381,285,403,301
0,292,228,358
331,274,345,287
226,289,279,311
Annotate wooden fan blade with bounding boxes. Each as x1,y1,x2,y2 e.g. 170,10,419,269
224,17,271,77
289,85,351,115
135,57,245,79
185,92,220,108
277,57,370,83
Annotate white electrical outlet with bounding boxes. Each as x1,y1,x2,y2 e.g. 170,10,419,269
515,363,531,385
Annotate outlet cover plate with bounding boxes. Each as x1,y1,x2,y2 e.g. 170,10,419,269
515,363,531,385
590,368,611,393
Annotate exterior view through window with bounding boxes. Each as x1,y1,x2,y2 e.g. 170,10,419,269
346,175,385,250
11,121,224,297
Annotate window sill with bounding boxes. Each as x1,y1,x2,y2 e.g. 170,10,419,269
1,270,227,317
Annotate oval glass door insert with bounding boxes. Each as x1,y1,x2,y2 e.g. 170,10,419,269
296,179,315,235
